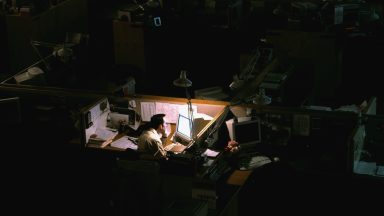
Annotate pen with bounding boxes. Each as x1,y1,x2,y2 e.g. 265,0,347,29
107,128,118,132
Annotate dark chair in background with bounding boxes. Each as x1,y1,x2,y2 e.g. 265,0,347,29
114,158,162,216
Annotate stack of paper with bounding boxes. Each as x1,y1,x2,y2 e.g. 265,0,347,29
110,136,138,150
88,127,118,146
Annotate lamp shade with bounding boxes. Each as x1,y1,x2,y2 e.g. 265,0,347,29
173,70,192,88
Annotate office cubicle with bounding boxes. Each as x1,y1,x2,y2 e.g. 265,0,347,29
80,94,229,152
229,103,360,174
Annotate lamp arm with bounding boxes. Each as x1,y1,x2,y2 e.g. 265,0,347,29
185,87,191,100
30,41,51,71
30,40,59,48
187,98,195,140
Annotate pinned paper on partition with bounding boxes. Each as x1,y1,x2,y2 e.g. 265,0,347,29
155,102,197,124
334,6,343,25
155,102,181,123
140,102,156,122
140,101,198,123
226,118,234,141
292,114,310,136
129,100,136,108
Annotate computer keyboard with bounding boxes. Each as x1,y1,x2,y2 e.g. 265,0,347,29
164,143,176,151
238,153,272,170
164,142,186,153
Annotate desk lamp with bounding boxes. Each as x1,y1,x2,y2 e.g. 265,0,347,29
173,70,195,142
30,40,75,70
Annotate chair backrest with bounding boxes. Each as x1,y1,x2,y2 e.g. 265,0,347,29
114,159,162,216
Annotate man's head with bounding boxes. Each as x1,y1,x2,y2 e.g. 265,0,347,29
150,113,166,131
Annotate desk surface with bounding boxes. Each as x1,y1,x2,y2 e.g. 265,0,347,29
87,124,177,150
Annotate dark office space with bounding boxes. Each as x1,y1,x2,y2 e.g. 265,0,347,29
1,0,384,215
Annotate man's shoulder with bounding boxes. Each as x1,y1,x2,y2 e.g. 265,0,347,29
140,129,154,136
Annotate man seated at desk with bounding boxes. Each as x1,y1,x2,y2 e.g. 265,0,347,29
137,113,197,159
137,113,170,159
138,113,191,159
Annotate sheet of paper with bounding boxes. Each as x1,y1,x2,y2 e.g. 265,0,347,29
354,161,376,176
128,100,136,108
140,102,155,122
155,102,181,124
334,6,343,25
93,127,118,141
376,166,384,176
237,116,251,122
335,104,360,113
111,136,138,150
203,149,220,157
178,104,198,117
225,118,234,141
194,113,213,120
292,114,310,136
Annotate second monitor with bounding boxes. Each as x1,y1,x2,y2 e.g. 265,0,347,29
232,117,261,149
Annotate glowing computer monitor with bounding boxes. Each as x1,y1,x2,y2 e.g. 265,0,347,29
174,113,193,144
232,117,261,148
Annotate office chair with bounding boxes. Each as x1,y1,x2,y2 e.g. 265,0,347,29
114,158,162,216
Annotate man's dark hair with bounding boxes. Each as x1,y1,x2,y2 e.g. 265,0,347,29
149,113,166,129
134,113,165,136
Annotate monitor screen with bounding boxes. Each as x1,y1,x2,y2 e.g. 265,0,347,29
175,113,192,143
233,118,261,147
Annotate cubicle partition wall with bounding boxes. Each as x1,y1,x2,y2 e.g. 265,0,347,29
1,54,132,96
350,97,384,178
0,85,102,158
79,97,111,148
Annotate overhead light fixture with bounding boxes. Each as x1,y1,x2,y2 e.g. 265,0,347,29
173,70,192,88
229,74,244,90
